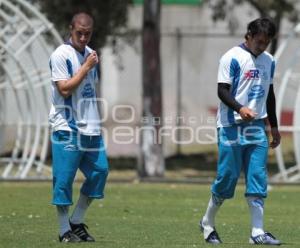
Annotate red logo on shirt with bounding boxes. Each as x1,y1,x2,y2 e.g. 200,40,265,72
244,69,259,79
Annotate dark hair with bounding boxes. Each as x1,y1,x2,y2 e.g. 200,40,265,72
245,17,277,40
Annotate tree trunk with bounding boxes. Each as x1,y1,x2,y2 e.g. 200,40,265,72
96,49,103,122
270,13,281,55
138,0,165,177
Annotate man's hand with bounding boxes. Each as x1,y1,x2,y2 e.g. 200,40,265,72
84,51,98,70
239,106,257,122
56,51,99,98
269,127,281,149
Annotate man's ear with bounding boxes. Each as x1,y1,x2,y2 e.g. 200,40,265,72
246,31,251,40
69,24,73,31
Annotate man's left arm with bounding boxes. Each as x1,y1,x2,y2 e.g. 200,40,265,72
266,84,281,148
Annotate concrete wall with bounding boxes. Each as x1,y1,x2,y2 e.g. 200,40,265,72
101,4,297,156
1,3,298,157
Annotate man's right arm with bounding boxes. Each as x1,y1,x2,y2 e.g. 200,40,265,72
218,83,256,121
56,51,98,98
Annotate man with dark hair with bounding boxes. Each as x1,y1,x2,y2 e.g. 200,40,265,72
49,12,109,243
199,17,281,245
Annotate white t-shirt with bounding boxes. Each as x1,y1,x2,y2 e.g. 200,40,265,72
49,43,101,135
216,45,275,127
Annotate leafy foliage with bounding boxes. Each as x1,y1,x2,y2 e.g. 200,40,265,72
32,0,132,49
206,0,300,23
205,0,300,54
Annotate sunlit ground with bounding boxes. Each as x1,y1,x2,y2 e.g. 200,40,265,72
0,182,299,248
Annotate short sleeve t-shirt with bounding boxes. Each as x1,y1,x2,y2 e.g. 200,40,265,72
49,43,101,135
216,45,275,128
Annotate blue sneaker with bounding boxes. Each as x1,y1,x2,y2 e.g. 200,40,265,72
199,220,222,244
249,232,281,245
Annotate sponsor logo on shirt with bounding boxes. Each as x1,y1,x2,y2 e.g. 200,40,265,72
244,69,259,79
81,83,95,98
248,85,265,101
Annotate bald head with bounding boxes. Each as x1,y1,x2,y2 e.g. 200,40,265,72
69,12,94,52
71,12,94,29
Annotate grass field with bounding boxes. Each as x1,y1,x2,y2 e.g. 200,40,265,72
0,182,299,248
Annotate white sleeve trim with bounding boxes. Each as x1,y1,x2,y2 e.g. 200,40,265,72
51,78,69,82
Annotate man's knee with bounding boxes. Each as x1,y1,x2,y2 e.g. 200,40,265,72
91,167,109,181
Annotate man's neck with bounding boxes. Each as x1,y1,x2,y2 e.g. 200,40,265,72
240,42,257,58
66,38,85,56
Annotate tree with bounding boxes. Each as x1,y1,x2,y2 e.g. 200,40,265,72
33,0,132,49
138,0,165,177
206,0,300,54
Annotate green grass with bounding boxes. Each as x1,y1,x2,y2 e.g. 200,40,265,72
0,182,299,247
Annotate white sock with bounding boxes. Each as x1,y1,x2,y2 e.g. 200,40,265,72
201,194,224,239
247,197,265,237
56,206,71,236
70,193,93,224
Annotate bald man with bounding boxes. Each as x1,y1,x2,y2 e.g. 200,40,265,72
49,12,109,243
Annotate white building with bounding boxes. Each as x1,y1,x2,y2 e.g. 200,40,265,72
101,1,296,156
